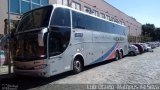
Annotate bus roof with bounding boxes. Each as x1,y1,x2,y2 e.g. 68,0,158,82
22,4,126,27
52,4,126,27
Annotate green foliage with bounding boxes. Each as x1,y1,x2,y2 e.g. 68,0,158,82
142,24,160,41
141,36,152,42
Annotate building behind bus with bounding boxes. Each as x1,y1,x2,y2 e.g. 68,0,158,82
0,0,142,64
12,4,129,77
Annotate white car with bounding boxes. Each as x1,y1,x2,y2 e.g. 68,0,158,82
144,43,153,52
139,43,153,52
128,45,140,56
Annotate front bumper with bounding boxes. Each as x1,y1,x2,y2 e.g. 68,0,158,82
14,68,48,77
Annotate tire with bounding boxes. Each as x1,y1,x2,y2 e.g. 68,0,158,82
73,58,83,74
119,52,122,59
115,51,120,60
130,51,136,56
120,51,123,58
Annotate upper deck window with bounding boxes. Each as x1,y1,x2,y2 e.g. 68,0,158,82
72,11,125,35
51,8,71,27
17,6,53,32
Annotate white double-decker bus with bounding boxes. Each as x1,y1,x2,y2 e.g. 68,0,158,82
13,4,128,77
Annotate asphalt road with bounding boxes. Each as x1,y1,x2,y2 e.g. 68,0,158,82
1,47,160,90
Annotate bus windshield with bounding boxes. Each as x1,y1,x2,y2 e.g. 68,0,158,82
13,6,53,61
17,6,53,32
13,31,48,61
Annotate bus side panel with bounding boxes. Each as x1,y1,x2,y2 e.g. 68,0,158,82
48,55,65,76
70,28,93,66
91,31,117,64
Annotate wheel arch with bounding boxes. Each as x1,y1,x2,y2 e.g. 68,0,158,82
71,53,84,70
115,49,120,55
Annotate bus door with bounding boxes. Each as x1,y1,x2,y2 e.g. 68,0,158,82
48,7,71,75
48,30,64,75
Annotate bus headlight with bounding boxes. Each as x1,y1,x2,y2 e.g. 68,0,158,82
34,64,47,70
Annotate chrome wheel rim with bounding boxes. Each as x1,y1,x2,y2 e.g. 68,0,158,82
74,61,81,71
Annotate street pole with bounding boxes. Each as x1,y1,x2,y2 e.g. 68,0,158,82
8,0,11,74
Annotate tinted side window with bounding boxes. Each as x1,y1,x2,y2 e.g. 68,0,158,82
92,17,97,30
117,25,121,34
72,11,77,28
99,19,104,32
72,11,125,35
49,27,71,56
73,11,95,30
85,15,93,30
72,11,86,29
105,21,111,33
109,23,114,34
51,8,71,27
114,24,123,35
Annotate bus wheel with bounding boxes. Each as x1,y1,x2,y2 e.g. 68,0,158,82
119,52,123,59
73,58,83,74
115,51,119,60
121,50,124,58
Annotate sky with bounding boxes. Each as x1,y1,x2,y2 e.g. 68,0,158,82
105,0,160,27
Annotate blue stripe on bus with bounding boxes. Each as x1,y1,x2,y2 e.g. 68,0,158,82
91,42,118,64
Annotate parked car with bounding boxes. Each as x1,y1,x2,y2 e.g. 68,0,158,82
128,45,139,56
139,43,147,52
139,43,153,52
133,44,144,54
146,42,156,49
155,41,160,47
144,43,153,52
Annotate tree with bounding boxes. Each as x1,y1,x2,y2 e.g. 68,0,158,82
142,24,160,41
142,24,155,37
155,28,160,41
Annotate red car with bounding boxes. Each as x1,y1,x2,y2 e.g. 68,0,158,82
133,44,144,54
